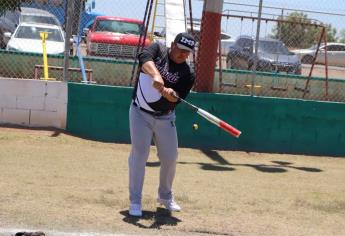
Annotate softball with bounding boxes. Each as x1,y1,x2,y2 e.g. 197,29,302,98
193,123,199,130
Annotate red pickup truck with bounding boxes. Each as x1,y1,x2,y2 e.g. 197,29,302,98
85,16,151,58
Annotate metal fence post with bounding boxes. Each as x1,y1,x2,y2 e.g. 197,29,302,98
63,0,74,82
251,0,263,96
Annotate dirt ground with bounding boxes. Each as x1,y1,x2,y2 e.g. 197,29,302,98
0,126,344,236
301,64,345,79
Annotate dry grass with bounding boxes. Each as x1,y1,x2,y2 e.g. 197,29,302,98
0,126,344,236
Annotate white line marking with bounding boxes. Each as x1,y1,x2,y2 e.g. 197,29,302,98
0,228,135,236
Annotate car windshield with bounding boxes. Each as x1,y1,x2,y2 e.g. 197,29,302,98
258,40,290,55
21,15,60,25
15,25,63,42
94,19,141,35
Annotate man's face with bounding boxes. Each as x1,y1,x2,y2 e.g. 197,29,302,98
169,43,191,64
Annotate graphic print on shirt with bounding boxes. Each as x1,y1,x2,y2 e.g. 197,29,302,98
155,57,180,84
133,42,194,113
135,48,180,111
135,73,162,112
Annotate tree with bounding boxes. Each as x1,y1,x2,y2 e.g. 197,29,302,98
272,12,337,49
339,29,345,43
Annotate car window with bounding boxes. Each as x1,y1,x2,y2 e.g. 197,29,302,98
325,45,336,51
237,38,252,48
21,15,60,25
258,40,290,55
325,45,345,51
94,19,141,35
15,25,63,42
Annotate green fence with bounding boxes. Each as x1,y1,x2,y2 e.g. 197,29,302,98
67,83,345,157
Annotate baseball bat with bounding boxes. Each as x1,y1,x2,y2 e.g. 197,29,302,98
176,96,241,138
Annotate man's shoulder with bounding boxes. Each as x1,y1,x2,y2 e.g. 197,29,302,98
181,61,194,73
179,62,195,83
155,42,168,54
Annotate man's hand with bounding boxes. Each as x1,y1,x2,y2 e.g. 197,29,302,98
152,74,164,92
161,87,178,102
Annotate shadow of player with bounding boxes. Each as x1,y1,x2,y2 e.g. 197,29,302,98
120,207,182,229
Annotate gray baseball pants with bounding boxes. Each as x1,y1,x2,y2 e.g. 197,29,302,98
128,103,178,204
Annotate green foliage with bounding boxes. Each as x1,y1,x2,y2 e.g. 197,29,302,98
272,12,337,49
339,29,345,43
327,26,337,42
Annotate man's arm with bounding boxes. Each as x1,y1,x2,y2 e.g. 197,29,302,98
141,61,164,92
141,59,178,103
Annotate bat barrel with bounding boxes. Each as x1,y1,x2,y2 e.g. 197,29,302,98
197,109,241,138
176,95,242,138
219,121,241,138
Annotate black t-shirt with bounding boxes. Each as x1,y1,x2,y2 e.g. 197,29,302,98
132,42,195,113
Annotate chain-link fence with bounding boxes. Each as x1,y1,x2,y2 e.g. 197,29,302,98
212,0,345,102
1,0,345,102
0,0,153,86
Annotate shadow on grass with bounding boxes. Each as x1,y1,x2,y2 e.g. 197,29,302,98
147,161,236,171
179,149,322,173
144,150,323,173
120,207,181,229
146,161,160,167
0,124,64,137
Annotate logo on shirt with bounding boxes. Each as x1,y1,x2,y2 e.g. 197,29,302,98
154,58,179,83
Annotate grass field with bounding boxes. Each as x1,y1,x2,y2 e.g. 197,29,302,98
0,126,344,236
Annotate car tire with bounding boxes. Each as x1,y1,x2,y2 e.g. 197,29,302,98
295,69,302,75
302,55,314,64
249,62,272,72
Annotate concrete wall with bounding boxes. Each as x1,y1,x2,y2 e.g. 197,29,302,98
0,78,67,129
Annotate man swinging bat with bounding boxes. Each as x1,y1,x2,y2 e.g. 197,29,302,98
128,32,196,217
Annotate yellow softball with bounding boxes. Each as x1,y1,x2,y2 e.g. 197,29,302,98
193,123,199,130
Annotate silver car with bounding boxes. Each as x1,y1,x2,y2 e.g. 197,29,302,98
227,36,302,74
293,43,345,67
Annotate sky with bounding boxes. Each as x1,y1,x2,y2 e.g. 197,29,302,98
86,0,345,40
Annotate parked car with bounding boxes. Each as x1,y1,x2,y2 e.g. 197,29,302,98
153,26,233,55
220,38,235,56
227,35,302,75
0,7,61,49
0,9,20,48
5,22,65,55
20,7,61,26
85,16,150,58
292,42,345,67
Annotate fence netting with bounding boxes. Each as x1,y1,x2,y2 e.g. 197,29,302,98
1,0,345,102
